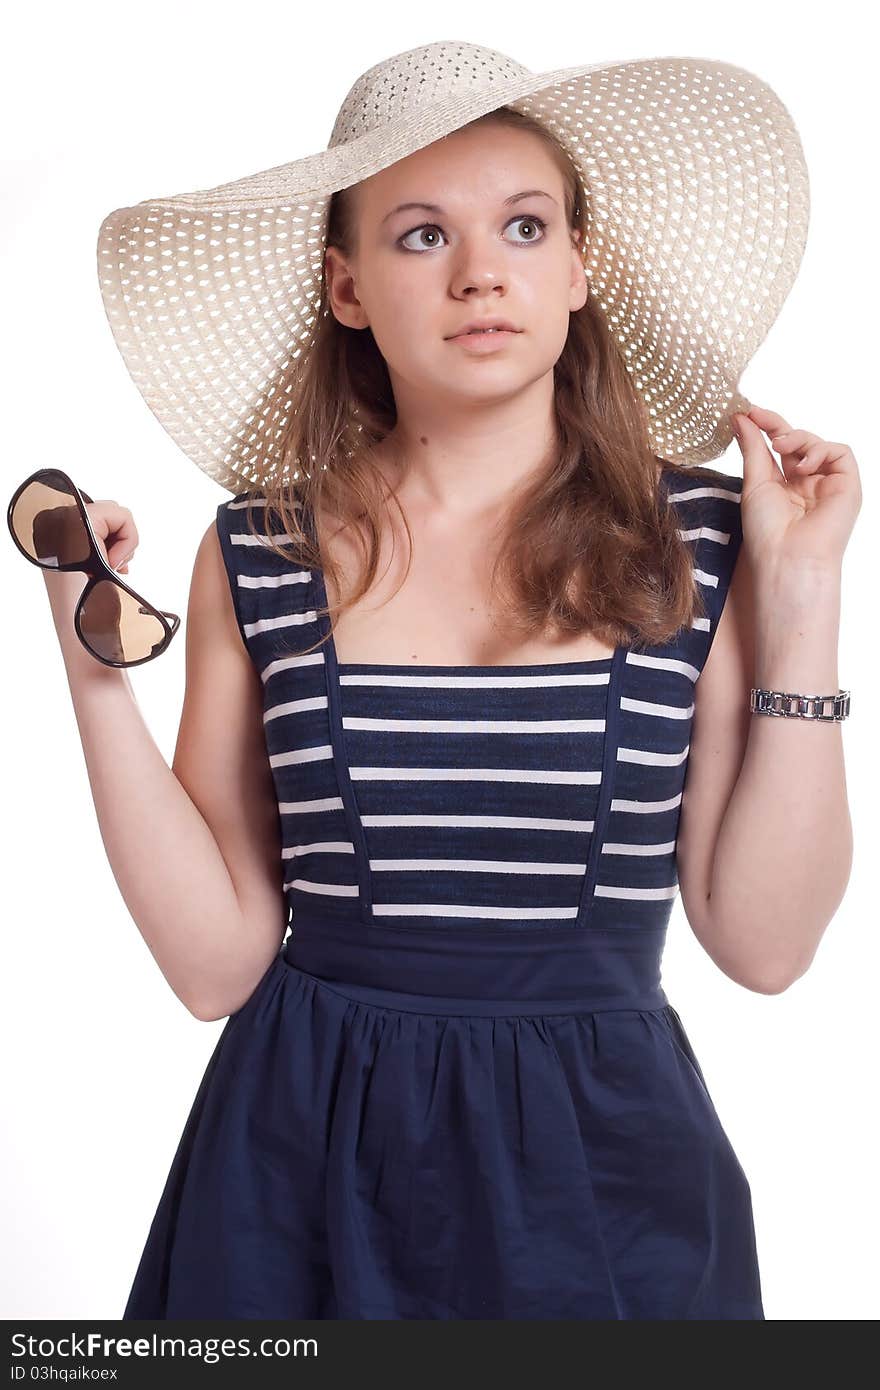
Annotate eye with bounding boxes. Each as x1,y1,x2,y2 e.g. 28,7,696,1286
505,215,547,245
397,214,548,253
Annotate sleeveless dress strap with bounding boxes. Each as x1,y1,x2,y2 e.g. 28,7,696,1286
663,465,745,670
214,489,315,671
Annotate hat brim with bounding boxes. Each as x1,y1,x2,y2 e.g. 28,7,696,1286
97,53,808,489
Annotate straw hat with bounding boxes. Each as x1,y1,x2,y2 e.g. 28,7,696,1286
95,39,810,492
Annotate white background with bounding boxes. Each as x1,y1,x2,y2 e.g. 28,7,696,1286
2,0,875,1321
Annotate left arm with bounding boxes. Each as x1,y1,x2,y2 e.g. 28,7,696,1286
676,404,860,993
701,564,852,992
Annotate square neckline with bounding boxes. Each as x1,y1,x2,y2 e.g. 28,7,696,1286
304,508,624,675
334,656,617,672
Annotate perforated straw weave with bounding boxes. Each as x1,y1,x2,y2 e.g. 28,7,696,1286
96,39,810,493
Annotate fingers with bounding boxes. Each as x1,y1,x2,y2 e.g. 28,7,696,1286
743,407,860,501
113,545,136,574
83,501,139,572
745,403,793,435
791,444,826,472
770,429,821,452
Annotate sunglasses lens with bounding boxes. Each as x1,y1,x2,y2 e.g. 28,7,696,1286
10,475,92,567
79,579,169,665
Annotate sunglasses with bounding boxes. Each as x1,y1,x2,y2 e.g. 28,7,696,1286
7,468,180,669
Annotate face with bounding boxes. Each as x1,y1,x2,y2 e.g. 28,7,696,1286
324,122,587,410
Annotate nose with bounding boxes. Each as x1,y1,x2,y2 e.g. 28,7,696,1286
453,270,508,300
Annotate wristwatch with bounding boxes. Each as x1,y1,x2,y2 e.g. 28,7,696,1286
749,688,850,721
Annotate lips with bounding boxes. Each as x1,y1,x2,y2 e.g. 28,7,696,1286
447,319,519,337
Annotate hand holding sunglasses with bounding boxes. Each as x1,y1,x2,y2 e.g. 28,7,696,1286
7,468,180,669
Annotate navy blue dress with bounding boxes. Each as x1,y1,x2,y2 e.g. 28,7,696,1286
122,464,764,1320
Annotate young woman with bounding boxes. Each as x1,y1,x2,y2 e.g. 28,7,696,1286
46,42,858,1318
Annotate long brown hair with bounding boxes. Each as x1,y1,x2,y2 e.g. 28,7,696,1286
243,105,711,658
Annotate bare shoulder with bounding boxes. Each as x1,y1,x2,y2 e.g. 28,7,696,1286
184,519,246,662
171,520,288,962
673,533,757,944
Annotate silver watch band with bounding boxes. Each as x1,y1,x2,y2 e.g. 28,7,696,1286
749,688,850,721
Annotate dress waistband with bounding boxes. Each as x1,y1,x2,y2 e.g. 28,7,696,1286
281,914,669,1017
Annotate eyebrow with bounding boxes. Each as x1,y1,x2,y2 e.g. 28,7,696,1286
380,189,557,226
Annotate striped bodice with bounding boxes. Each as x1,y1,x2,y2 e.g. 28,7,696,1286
215,466,744,932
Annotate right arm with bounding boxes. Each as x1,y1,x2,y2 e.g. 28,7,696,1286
41,521,288,1021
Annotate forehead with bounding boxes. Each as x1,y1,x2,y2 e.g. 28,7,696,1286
356,124,561,216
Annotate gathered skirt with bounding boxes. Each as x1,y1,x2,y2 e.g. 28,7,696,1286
121,917,764,1320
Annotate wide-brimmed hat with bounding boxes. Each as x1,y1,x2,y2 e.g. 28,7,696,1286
96,39,810,492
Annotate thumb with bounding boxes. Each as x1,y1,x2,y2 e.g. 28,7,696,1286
732,412,777,484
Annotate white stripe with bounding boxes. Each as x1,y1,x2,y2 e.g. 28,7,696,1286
278,795,345,813
369,858,587,875
360,813,595,830
618,745,689,765
286,886,680,911
610,793,684,813
244,610,318,637
236,569,311,588
595,883,680,900
626,650,700,683
229,530,300,547
342,715,606,734
264,695,328,723
262,651,326,682
339,669,612,687
620,696,694,720
282,842,355,858
271,745,334,768
678,525,732,547
279,833,673,858
602,840,678,856
371,902,580,920
285,879,359,897
694,565,721,590
348,766,602,785
668,484,742,503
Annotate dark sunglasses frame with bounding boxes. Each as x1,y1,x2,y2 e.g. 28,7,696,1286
7,467,181,669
